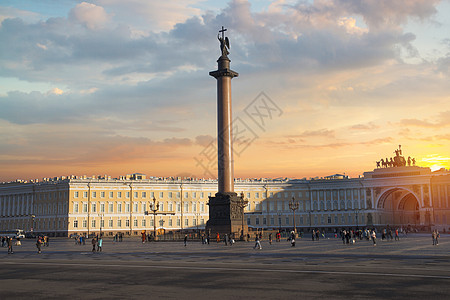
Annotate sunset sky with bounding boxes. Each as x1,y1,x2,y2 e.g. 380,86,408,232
1,0,449,182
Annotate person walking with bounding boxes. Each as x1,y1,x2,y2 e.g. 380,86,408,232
371,230,377,246
253,235,262,250
184,234,188,247
91,237,97,252
230,234,235,246
268,233,273,245
97,237,103,252
432,230,437,245
7,237,13,254
36,237,42,254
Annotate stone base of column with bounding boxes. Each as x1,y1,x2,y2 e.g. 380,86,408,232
206,192,248,240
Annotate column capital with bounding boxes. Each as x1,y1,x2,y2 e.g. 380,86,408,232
209,69,239,79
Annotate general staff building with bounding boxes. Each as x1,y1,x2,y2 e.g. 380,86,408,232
1,165,449,237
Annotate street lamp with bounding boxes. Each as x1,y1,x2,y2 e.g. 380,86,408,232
99,213,104,237
237,192,249,241
355,208,359,229
148,197,159,241
289,197,299,234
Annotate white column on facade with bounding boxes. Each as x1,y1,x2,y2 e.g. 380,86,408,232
351,189,354,210
25,195,29,215
359,189,362,209
420,185,425,207
330,190,334,210
28,194,32,214
445,185,449,208
437,185,442,208
429,184,433,206
364,189,367,209
12,196,16,216
21,195,25,215
310,189,313,211
337,190,341,210
370,188,375,209
344,190,348,210
323,190,327,211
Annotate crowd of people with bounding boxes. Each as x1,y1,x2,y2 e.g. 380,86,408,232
3,227,444,254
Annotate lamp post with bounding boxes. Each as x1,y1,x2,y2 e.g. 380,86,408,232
289,197,299,234
148,197,159,241
145,197,174,241
237,192,249,241
355,208,359,229
99,213,104,237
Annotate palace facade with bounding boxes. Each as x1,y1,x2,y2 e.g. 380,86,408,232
1,166,450,237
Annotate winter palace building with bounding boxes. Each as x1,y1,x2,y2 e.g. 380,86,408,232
1,165,450,237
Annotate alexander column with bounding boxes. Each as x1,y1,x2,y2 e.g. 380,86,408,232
206,26,247,238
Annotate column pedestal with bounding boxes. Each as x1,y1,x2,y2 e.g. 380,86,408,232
206,192,247,238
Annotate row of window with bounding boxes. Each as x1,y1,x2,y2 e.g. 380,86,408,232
3,219,67,230
73,191,214,199
248,199,366,212
72,201,206,214
73,190,362,201
248,214,366,226
73,217,205,228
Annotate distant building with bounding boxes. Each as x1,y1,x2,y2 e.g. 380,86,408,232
1,166,449,236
